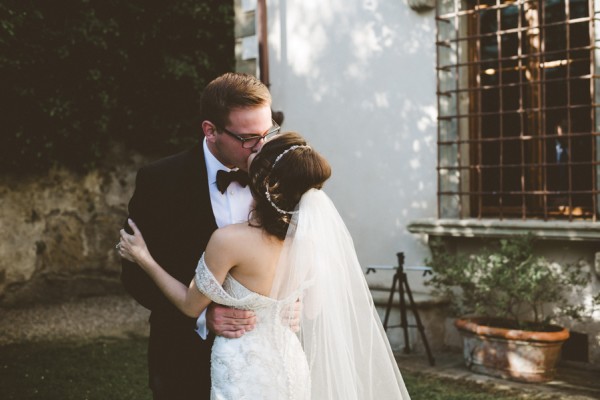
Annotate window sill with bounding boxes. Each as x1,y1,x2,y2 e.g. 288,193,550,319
407,218,600,241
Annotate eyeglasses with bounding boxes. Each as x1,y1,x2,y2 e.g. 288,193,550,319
220,119,281,149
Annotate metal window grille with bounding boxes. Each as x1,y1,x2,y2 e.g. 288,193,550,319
436,0,600,221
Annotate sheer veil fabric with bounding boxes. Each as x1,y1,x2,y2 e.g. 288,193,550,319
270,189,411,399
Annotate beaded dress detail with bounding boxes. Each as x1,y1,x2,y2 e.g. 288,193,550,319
194,254,310,400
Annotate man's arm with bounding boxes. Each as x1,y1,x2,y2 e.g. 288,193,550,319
205,301,300,338
120,166,172,312
206,304,257,339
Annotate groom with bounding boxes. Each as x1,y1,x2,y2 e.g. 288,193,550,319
120,72,278,400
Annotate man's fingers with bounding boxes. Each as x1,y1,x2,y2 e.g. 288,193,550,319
293,299,303,311
207,305,257,337
223,316,257,325
211,321,255,337
218,318,256,330
278,302,302,333
211,304,255,320
217,322,255,331
218,329,246,339
223,308,255,320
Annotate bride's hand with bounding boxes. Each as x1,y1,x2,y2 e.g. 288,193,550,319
118,219,150,266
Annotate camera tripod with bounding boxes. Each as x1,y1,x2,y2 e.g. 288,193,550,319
366,252,435,366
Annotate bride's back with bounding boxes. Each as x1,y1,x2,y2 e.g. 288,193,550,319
206,222,283,297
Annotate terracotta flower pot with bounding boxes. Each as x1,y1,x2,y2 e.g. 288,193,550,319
455,317,570,383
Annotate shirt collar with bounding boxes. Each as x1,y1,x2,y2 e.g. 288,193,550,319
203,138,235,184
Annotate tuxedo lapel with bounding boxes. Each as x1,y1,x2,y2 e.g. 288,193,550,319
182,143,218,233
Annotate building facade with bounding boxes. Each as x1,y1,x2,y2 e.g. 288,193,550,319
236,0,600,365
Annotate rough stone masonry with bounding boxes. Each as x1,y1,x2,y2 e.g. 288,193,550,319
0,146,148,307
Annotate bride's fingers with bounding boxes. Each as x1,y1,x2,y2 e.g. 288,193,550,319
119,228,130,241
118,241,137,262
127,218,142,236
119,228,137,245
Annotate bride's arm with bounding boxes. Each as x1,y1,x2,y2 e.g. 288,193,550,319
119,219,211,318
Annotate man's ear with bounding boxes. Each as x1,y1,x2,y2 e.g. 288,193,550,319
202,121,217,142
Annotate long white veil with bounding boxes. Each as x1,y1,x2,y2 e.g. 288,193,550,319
270,189,411,399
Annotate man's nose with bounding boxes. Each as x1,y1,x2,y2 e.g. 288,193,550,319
251,137,266,151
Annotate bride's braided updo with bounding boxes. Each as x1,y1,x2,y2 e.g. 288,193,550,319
249,132,331,240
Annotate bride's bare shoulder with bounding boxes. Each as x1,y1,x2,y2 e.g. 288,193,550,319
215,222,260,236
204,224,260,264
209,223,265,247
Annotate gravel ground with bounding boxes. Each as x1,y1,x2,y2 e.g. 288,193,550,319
0,295,150,345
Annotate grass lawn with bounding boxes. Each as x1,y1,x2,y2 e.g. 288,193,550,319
0,337,149,400
0,336,550,400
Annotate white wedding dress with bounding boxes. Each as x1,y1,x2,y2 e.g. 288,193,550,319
195,189,411,400
194,255,310,400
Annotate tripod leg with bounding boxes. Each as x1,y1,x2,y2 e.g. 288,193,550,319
383,273,398,331
398,272,410,353
403,278,436,366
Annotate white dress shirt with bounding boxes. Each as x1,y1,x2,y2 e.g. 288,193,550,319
196,138,253,339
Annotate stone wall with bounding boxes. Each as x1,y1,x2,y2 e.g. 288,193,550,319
0,145,149,307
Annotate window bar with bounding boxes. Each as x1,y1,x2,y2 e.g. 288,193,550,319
565,0,574,221
440,129,596,144
519,0,528,220
442,159,596,171
440,188,596,196
439,102,593,120
443,73,596,95
477,0,484,219
440,38,594,63
456,0,463,219
436,2,441,219
496,1,505,219
533,0,544,220
539,0,549,220
540,0,547,220
441,159,593,169
591,0,598,220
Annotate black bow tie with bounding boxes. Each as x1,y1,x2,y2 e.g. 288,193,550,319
216,169,249,194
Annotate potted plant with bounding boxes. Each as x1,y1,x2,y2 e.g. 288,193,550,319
425,234,598,383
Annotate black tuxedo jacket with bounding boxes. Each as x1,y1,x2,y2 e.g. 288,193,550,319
121,143,217,399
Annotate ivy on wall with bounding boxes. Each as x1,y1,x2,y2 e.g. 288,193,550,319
0,0,234,173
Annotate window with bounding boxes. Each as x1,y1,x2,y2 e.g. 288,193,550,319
436,0,599,221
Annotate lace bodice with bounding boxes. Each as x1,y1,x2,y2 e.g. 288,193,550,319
194,254,310,400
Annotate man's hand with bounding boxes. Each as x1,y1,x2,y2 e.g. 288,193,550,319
281,300,302,333
206,304,257,338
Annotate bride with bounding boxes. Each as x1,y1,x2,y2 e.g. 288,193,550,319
118,132,411,400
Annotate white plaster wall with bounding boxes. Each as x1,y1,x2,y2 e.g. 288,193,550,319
267,0,437,291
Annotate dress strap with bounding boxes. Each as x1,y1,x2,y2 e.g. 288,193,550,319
194,254,254,308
